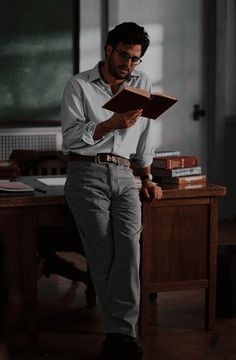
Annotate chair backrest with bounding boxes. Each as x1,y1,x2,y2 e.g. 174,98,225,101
9,150,67,176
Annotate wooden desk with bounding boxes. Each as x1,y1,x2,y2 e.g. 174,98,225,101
0,179,226,346
140,183,226,337
0,178,67,347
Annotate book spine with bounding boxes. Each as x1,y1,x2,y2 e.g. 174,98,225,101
152,166,202,177
159,174,207,184
154,151,181,158
153,157,198,169
178,183,206,189
172,166,201,176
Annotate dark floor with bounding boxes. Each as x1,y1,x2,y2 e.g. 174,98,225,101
4,221,236,360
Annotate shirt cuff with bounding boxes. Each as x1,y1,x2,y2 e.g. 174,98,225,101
82,121,102,145
130,154,154,169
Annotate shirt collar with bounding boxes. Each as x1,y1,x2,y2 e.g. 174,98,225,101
88,62,141,84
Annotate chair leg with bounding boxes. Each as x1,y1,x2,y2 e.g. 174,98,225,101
37,253,97,306
43,253,89,283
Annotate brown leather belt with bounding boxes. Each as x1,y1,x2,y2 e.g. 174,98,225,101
67,153,130,167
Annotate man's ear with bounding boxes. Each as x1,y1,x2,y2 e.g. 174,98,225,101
106,44,113,58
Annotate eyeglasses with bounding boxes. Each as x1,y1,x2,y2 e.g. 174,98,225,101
113,48,142,65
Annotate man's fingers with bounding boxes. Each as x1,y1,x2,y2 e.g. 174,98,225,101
141,184,163,203
127,109,143,117
152,185,163,200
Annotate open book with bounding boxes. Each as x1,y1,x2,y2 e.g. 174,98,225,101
102,85,177,119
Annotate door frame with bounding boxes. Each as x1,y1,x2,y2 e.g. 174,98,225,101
206,0,227,184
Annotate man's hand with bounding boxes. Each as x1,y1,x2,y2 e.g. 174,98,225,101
140,181,163,203
93,109,143,140
109,109,143,129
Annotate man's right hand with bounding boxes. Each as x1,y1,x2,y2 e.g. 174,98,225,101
109,109,143,129
93,109,143,140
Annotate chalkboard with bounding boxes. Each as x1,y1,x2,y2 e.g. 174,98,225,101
0,0,76,126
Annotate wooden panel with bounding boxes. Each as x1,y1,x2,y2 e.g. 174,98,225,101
0,207,37,345
148,204,209,283
36,204,68,226
0,208,35,289
149,279,208,292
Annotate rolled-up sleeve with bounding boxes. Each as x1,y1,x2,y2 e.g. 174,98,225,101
130,117,155,168
61,80,101,151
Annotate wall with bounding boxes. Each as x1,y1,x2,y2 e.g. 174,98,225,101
225,0,236,117
107,0,208,172
79,0,102,71
221,0,236,219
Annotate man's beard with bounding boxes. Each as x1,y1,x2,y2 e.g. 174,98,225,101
107,57,132,81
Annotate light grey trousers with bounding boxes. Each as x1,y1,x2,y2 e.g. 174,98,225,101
65,160,142,337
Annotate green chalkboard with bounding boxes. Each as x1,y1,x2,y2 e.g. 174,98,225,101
0,0,76,126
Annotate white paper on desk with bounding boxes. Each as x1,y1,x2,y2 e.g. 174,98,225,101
36,177,67,186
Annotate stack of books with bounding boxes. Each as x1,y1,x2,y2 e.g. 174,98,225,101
152,152,207,189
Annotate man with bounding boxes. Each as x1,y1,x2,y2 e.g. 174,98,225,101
61,22,162,359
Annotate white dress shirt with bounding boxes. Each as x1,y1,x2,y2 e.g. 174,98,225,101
61,62,156,168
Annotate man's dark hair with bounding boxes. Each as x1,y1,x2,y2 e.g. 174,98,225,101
105,22,150,57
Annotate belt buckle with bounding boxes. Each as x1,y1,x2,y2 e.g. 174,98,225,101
96,154,110,164
96,154,118,165
96,154,103,164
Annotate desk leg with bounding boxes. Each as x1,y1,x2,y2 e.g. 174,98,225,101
0,208,38,347
25,210,38,347
205,198,218,330
139,286,150,338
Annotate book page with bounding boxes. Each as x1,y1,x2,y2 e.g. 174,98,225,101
0,161,10,167
36,177,67,186
151,91,177,101
123,85,150,98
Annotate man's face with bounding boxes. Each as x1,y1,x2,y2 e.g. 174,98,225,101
106,42,142,80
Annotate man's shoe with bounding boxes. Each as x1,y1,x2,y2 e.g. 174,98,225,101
100,333,143,360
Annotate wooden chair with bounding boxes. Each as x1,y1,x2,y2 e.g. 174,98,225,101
9,149,96,306
9,150,67,176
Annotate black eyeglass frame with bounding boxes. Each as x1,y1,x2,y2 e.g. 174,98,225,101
113,48,142,65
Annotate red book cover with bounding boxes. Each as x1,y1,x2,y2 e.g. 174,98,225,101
152,156,199,169
159,174,207,185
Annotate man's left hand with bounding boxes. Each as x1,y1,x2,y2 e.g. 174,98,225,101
140,181,163,203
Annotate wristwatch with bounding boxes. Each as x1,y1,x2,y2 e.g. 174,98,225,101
140,174,153,181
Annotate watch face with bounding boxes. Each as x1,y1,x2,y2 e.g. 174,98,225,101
141,174,153,181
